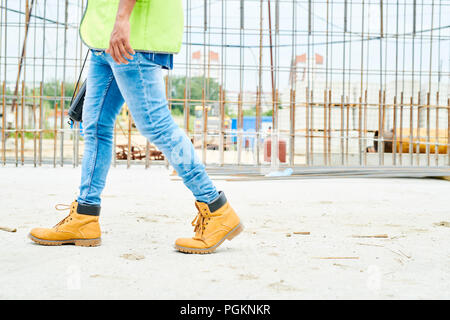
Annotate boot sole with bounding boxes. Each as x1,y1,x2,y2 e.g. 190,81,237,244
175,223,244,254
28,234,101,247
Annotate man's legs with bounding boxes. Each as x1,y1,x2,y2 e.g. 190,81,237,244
77,51,125,211
29,50,242,251
109,52,219,204
28,51,124,246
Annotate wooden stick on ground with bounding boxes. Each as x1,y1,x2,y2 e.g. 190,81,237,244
313,257,359,260
351,234,388,239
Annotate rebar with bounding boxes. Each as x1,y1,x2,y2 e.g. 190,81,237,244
0,0,448,172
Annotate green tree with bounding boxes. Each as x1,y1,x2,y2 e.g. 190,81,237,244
41,80,76,110
169,76,220,115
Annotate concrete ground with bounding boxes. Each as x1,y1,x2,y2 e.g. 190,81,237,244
0,165,449,299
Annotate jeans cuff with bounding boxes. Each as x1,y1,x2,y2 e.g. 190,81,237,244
207,191,227,213
77,201,101,216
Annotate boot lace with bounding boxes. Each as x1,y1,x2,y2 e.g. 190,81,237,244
53,203,75,228
191,203,220,240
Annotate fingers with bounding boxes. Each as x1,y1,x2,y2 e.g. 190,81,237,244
115,45,128,64
118,41,133,61
124,40,135,56
115,43,129,64
108,44,119,64
109,42,126,64
106,44,119,64
106,41,133,65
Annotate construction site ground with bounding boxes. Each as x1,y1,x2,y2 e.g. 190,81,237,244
1,166,449,299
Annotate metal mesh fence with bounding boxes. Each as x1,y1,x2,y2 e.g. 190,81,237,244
1,0,449,170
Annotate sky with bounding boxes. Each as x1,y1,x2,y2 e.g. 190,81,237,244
0,0,448,99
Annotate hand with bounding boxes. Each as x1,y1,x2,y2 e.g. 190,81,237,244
106,19,136,64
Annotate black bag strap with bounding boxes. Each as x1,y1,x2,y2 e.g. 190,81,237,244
70,50,89,107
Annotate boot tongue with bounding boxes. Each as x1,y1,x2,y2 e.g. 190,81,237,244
196,201,210,213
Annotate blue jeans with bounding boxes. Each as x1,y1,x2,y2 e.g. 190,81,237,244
77,50,219,207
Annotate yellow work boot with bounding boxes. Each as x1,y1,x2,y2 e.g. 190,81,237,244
28,201,101,247
175,192,244,254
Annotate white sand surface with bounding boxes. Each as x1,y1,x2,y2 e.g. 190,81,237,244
0,166,449,299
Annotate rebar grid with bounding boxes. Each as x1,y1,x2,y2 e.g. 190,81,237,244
0,0,449,171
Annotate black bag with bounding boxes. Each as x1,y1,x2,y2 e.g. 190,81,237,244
68,51,89,123
68,81,86,122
